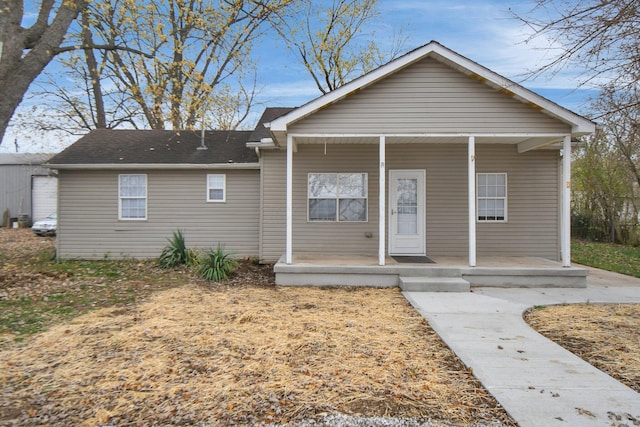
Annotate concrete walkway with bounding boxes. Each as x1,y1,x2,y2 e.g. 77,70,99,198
403,266,640,427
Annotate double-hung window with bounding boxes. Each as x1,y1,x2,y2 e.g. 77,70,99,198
308,173,367,222
119,174,147,220
207,174,226,202
477,173,507,222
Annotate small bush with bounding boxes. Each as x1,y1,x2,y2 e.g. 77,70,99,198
158,230,198,268
198,245,238,281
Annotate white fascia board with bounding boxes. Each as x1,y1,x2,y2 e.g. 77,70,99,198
46,163,261,170
268,41,596,136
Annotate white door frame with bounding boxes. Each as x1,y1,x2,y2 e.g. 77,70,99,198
388,169,426,255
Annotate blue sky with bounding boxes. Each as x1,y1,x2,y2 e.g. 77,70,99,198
3,0,599,153
253,0,599,113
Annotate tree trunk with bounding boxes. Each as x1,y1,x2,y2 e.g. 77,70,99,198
0,0,85,144
81,10,106,129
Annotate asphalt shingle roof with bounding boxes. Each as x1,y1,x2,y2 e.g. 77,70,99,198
49,129,257,165
49,108,296,166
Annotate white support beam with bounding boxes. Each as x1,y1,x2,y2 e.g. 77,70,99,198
379,136,386,266
286,134,293,264
562,135,571,267
468,136,477,267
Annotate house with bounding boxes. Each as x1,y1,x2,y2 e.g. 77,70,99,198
0,153,58,226
47,41,596,289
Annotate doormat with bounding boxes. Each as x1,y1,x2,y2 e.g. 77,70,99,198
391,256,435,264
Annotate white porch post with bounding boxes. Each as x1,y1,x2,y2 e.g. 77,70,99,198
562,135,571,267
379,136,386,266
286,134,293,264
468,136,476,267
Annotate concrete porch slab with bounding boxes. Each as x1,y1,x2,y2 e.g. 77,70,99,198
274,253,588,288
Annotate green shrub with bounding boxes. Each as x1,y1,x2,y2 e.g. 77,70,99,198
158,230,198,268
198,245,238,281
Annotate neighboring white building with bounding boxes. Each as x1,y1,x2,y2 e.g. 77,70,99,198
0,153,58,226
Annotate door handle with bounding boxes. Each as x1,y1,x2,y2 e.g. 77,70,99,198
391,209,396,215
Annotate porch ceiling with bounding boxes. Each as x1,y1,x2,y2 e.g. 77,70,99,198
292,134,564,149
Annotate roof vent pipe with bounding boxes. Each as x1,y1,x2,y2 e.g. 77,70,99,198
197,128,208,150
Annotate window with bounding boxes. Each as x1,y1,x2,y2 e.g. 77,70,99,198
308,173,367,221
477,173,507,222
119,174,147,220
207,174,226,202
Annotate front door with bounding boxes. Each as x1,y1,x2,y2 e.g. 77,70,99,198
389,170,426,255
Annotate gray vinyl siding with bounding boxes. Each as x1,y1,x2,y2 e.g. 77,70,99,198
260,151,286,262
259,143,560,262
57,169,260,259
289,57,572,135
476,145,560,260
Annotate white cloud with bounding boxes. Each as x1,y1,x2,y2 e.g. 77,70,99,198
256,79,321,107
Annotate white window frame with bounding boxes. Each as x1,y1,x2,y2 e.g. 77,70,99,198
118,174,147,220
307,172,368,222
207,174,226,203
476,172,507,222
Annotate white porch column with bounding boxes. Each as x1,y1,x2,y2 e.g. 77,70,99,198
286,134,293,264
379,136,386,266
562,135,571,267
468,136,476,267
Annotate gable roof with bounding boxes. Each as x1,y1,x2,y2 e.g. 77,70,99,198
267,41,595,137
48,129,257,169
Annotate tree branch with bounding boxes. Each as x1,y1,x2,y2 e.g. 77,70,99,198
53,43,154,58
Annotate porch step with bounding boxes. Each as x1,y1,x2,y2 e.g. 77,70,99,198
399,276,470,292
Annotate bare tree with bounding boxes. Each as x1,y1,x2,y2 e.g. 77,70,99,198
572,129,636,243
0,0,88,145
86,0,294,130
572,83,640,244
514,0,640,112
275,0,406,94
593,85,640,189
6,0,392,138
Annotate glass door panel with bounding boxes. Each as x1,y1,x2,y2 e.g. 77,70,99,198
396,178,417,235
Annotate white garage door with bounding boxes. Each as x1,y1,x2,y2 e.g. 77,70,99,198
32,176,58,222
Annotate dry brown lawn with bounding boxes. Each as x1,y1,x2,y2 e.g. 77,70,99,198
0,285,513,426
0,229,513,426
525,303,640,394
4,229,640,426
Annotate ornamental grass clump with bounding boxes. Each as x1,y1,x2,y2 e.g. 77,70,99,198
198,245,238,281
158,230,198,268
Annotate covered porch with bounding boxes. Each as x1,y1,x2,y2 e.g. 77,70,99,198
279,133,575,270
260,41,596,289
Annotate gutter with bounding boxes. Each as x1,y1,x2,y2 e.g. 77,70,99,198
45,162,261,170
